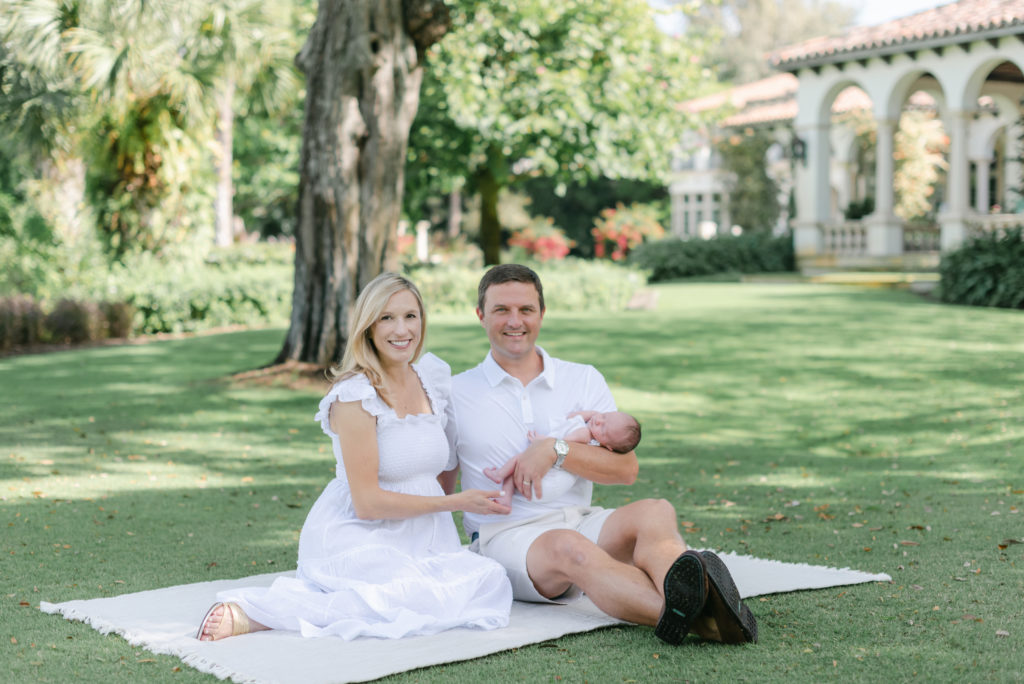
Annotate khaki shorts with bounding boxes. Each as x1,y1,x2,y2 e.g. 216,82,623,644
472,506,615,603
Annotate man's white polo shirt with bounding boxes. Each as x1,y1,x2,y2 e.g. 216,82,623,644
450,346,617,537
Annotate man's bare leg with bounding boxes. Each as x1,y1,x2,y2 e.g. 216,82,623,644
526,528,665,625
595,499,690,593
524,499,691,625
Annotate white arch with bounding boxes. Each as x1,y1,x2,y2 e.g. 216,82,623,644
792,33,1024,256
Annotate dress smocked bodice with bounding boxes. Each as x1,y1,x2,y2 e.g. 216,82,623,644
313,353,457,483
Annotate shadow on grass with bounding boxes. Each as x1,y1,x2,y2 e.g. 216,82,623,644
5,282,1024,682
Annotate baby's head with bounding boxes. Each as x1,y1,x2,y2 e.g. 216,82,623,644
588,411,641,453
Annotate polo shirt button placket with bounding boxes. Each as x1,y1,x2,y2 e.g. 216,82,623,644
520,391,533,424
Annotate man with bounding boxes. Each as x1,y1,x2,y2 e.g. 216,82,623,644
445,264,757,645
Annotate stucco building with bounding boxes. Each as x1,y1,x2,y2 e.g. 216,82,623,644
671,0,1024,269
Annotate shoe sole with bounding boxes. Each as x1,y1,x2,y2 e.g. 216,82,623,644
654,549,707,645
700,551,758,644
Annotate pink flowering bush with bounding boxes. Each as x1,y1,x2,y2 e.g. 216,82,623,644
591,202,665,261
508,217,575,262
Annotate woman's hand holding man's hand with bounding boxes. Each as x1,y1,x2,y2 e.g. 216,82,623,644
456,489,511,515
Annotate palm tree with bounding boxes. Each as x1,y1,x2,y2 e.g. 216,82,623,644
193,0,303,247
0,0,89,242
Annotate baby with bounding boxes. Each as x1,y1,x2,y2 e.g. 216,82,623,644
485,410,642,506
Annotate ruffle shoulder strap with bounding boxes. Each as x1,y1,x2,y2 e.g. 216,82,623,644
313,373,387,437
414,353,452,413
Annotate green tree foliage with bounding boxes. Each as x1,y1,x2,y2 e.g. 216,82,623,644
521,175,668,254
893,109,948,221
196,0,306,246
836,106,948,222
407,0,709,264
715,127,780,232
1,0,308,257
687,0,856,84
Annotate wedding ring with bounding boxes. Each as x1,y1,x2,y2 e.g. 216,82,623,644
523,480,532,485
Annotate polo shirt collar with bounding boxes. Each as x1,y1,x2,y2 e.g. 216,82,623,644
481,346,556,389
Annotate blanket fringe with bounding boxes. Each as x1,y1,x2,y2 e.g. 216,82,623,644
40,601,261,683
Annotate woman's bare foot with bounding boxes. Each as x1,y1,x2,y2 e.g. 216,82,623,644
197,602,269,641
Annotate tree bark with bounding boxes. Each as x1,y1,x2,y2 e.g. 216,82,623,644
214,77,236,248
476,162,501,265
275,0,449,367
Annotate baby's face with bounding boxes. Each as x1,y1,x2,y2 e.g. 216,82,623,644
588,411,633,449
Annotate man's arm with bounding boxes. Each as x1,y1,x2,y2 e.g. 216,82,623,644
438,467,459,495
513,437,638,500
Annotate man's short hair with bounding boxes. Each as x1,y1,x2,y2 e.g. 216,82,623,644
477,264,545,312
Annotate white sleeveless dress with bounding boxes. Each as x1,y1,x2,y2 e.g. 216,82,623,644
216,353,512,639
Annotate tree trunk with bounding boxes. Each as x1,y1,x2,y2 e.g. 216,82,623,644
476,158,502,265
275,0,449,367
447,187,462,239
214,77,236,248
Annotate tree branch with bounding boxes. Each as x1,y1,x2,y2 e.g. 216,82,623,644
403,0,450,53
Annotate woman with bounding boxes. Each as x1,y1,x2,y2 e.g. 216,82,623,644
197,273,513,641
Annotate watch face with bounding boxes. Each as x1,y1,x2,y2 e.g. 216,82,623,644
555,439,569,455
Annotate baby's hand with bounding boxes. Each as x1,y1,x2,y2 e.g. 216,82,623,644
527,430,541,442
484,457,520,505
489,475,513,507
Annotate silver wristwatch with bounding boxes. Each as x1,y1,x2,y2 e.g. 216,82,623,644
552,438,569,469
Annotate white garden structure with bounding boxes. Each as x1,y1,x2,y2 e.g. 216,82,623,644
671,0,1024,268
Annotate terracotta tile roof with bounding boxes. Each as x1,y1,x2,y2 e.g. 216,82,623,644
680,73,798,116
771,0,1024,70
680,75,936,128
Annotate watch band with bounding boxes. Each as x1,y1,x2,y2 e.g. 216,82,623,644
553,438,569,469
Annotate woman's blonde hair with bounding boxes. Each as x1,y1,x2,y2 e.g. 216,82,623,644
329,272,426,391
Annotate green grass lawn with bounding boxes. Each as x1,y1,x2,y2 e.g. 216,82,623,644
3,282,1023,683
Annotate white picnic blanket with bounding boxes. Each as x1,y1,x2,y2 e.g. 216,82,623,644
41,551,891,684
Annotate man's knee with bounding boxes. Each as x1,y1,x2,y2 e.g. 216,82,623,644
638,498,676,516
618,498,678,528
531,529,599,571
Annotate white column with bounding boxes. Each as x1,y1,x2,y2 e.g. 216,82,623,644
688,193,699,239
415,220,430,263
793,123,830,255
940,110,971,250
670,185,685,237
835,161,854,219
865,118,903,256
1005,122,1023,212
703,190,716,234
974,158,992,213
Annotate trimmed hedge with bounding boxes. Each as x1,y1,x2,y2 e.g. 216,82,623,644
1,246,645,353
629,232,795,282
0,243,295,351
939,227,1024,309
102,243,294,335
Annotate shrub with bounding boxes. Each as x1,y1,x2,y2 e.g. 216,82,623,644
45,299,106,344
99,243,294,335
630,232,795,282
591,203,665,261
508,217,575,262
939,227,1024,309
101,301,136,339
405,258,644,314
0,295,44,351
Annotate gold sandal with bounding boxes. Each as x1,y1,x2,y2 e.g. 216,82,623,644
196,602,251,641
